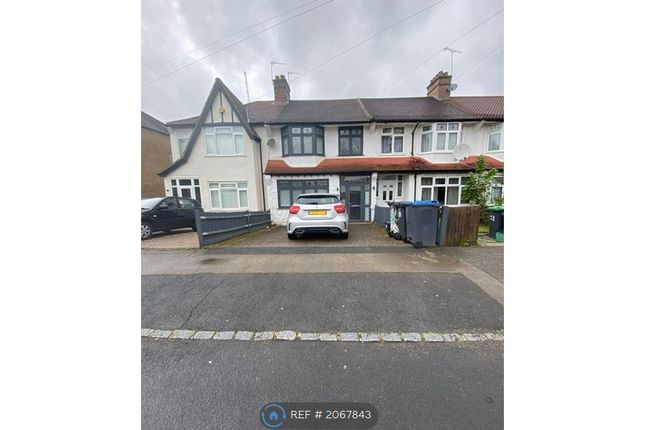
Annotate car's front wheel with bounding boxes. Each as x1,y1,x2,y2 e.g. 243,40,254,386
141,222,153,240
287,233,297,240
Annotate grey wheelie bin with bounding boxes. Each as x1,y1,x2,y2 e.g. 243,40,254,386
487,205,504,238
405,200,442,248
389,201,411,240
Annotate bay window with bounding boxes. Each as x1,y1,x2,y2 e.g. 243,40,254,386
381,127,404,154
204,126,245,155
420,123,461,152
488,123,503,151
281,126,325,156
209,182,249,209
420,176,467,205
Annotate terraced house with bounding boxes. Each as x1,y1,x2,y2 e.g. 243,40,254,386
159,71,503,224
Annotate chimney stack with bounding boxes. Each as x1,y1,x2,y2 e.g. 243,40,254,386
426,71,452,99
273,74,290,104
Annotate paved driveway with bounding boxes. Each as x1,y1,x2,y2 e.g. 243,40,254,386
215,222,408,248
141,229,198,250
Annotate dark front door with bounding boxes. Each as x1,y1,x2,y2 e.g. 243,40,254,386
340,175,371,222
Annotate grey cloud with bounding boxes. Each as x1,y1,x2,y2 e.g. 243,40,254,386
142,0,503,122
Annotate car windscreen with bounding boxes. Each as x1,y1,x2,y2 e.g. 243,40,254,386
141,198,164,210
296,195,339,205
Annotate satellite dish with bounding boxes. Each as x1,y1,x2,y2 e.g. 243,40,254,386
453,143,471,160
267,138,276,146
448,83,458,92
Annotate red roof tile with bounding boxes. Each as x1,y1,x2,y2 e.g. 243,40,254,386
265,156,503,175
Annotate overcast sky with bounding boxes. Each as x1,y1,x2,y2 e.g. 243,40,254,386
142,0,503,122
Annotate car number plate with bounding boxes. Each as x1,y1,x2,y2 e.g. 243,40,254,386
308,210,327,215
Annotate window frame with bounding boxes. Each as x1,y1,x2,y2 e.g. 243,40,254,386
281,125,325,156
208,181,249,210
420,122,462,153
419,175,466,205
420,125,433,154
177,131,190,156
487,123,503,152
338,126,364,156
380,126,405,155
276,179,330,208
203,126,246,156
170,178,201,205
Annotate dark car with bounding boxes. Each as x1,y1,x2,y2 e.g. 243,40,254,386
141,196,202,240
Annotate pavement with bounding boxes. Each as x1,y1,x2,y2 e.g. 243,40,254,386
142,223,504,429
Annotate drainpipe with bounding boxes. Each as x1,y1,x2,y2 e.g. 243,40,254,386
258,137,267,212
410,122,420,156
411,122,420,200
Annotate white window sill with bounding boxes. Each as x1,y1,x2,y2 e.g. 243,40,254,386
486,150,504,154
427,150,454,154
380,152,406,156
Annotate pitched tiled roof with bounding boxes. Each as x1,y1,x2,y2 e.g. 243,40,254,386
246,99,371,124
141,111,169,135
166,115,200,126
243,95,503,124
265,155,503,175
174,95,503,126
449,96,504,120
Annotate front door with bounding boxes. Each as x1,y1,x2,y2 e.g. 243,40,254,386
339,175,371,222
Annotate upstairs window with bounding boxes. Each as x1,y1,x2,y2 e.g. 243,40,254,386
204,126,245,156
177,131,190,156
381,127,404,154
281,126,325,156
421,123,461,152
488,123,503,151
420,125,433,153
338,126,363,156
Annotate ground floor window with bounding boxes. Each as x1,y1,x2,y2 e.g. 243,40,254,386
170,178,201,204
419,176,467,205
490,176,504,204
209,182,248,209
277,179,329,208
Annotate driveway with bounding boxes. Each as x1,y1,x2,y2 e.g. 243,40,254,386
214,222,408,248
141,228,198,250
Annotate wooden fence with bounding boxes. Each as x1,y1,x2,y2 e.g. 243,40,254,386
437,205,480,246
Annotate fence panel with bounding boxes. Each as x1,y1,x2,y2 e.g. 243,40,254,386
194,210,271,247
438,205,480,246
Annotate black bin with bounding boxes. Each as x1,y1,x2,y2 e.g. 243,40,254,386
487,206,504,238
405,200,442,248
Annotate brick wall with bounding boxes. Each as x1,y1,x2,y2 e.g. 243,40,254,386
141,128,172,198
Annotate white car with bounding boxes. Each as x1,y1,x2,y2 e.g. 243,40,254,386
287,193,349,240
